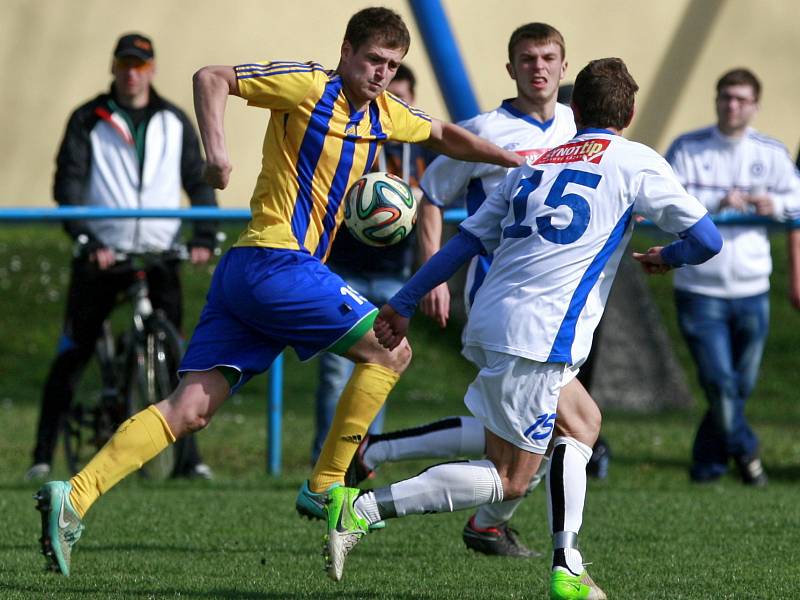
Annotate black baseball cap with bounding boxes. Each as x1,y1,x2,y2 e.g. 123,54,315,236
113,33,155,61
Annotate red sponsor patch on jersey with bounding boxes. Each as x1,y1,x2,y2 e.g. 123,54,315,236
534,138,611,165
515,148,549,165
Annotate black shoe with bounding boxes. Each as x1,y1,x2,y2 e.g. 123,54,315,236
344,434,375,487
735,455,768,487
587,437,611,479
462,515,541,558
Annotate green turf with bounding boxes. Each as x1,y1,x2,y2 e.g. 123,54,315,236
1,225,799,598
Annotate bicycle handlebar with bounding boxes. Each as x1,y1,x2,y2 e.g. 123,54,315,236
73,236,191,264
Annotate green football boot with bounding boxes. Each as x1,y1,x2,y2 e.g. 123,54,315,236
323,486,369,581
34,481,85,576
296,480,384,529
550,569,607,600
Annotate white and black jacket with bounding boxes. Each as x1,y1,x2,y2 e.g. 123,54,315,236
53,85,217,253
666,126,800,298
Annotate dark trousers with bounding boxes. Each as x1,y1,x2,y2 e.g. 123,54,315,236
32,257,201,472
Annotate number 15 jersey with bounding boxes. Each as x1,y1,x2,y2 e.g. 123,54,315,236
460,128,708,366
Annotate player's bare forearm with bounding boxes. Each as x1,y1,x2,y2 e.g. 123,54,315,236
425,120,523,168
416,199,450,326
193,66,238,189
417,199,443,264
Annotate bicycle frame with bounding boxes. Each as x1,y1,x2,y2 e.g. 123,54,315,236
63,248,187,477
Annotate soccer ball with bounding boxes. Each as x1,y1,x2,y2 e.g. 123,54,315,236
343,171,417,247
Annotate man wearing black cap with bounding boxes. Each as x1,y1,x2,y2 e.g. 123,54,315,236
25,33,218,482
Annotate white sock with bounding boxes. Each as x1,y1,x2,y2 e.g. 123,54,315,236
362,459,503,520
353,491,382,525
363,416,485,470
473,455,549,528
547,437,592,575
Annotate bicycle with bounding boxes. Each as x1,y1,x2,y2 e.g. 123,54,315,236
63,246,189,480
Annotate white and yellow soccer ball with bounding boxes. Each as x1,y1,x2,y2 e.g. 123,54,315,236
343,171,417,247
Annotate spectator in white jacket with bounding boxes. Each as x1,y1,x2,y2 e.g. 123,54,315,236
665,67,800,486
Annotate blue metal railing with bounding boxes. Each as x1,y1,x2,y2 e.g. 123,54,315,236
2,206,798,227
1,206,798,476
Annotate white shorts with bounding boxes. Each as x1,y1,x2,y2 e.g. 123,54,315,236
462,346,566,454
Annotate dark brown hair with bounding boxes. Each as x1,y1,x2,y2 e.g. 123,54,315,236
716,68,761,101
344,7,410,54
572,58,639,130
393,63,416,94
507,23,565,63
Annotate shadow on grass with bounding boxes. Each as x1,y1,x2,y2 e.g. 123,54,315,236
759,463,800,482
4,582,425,599
608,452,800,484
0,481,47,491
0,476,305,493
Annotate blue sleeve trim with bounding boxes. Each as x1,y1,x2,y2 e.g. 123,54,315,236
389,229,484,317
660,214,722,267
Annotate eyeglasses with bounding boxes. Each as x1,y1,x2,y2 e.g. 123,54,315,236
716,93,756,105
114,58,153,72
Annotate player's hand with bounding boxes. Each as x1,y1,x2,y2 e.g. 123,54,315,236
189,246,213,265
374,304,409,350
720,189,747,211
90,246,116,270
746,192,774,216
204,160,232,189
420,283,450,328
632,246,672,275
502,150,526,168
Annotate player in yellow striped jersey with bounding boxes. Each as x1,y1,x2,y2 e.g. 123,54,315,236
34,7,524,577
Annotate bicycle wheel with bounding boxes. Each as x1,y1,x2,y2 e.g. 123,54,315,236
63,322,121,474
124,312,183,480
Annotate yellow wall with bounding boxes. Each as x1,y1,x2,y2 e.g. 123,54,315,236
2,0,799,207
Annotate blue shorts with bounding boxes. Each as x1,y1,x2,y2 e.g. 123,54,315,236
180,247,378,392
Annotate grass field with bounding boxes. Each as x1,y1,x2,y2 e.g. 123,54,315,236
1,225,799,599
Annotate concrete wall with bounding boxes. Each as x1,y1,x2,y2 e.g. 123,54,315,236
2,0,799,207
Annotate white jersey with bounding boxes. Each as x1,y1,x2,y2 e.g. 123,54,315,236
461,130,708,366
666,126,800,298
420,100,576,307
421,100,576,212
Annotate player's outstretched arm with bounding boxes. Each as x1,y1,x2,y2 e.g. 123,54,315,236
425,119,523,169
377,230,484,349
193,65,240,189
633,214,722,274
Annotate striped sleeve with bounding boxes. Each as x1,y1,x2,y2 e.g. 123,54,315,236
235,61,324,110
383,91,432,143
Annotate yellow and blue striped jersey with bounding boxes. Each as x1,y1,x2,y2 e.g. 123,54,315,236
233,60,432,260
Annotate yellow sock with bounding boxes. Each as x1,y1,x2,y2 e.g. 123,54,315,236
310,363,399,492
69,405,176,517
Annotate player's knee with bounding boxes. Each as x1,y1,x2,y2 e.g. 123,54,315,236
392,339,412,373
372,338,412,374
501,476,529,500
163,393,212,436
179,407,211,433
587,405,602,438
